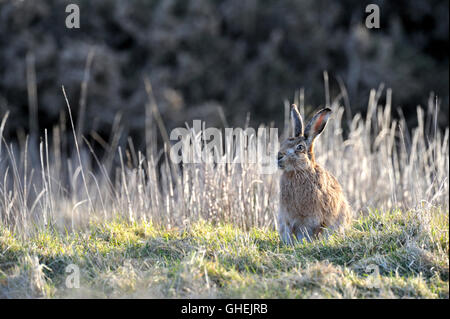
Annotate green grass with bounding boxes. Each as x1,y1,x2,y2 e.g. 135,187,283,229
0,209,448,299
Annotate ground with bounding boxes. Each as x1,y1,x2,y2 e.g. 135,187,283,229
0,209,448,299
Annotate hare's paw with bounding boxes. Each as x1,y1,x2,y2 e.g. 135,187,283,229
295,227,314,243
280,229,295,245
277,215,295,245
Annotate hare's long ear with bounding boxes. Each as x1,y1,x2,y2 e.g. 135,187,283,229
304,108,331,145
290,104,303,137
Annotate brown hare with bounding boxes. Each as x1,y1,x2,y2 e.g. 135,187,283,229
277,104,352,244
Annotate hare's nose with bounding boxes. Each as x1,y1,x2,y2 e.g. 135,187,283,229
277,155,284,169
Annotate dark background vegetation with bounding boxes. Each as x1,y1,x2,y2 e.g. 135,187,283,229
0,0,448,148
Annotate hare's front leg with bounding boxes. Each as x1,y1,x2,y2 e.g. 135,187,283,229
294,226,314,242
294,216,322,243
277,210,294,245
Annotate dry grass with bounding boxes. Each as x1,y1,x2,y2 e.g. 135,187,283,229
0,87,448,233
0,84,448,298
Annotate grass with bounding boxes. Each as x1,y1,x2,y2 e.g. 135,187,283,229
1,209,447,298
1,87,448,233
0,81,448,298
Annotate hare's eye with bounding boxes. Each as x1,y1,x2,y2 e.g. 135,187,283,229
296,144,304,151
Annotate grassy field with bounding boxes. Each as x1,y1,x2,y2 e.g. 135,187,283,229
0,86,448,298
1,209,447,298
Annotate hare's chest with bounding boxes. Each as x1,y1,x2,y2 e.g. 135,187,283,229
279,177,321,218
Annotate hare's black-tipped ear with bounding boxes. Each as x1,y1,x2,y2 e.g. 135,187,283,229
304,108,331,144
290,104,303,137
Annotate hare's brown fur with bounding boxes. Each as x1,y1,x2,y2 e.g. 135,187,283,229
277,105,352,243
